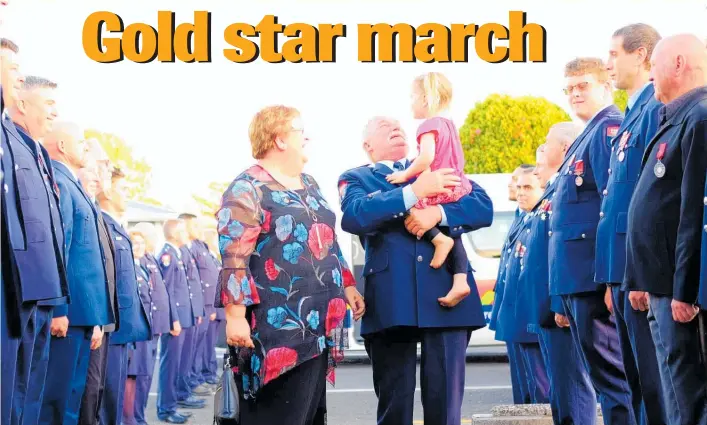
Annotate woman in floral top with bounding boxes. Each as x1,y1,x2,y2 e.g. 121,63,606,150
215,105,365,425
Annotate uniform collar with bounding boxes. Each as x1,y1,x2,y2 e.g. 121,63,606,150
167,242,182,258
627,82,652,111
55,160,78,181
660,86,707,124
370,159,408,171
585,103,614,127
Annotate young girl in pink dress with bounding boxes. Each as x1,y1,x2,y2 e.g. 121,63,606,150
387,72,473,307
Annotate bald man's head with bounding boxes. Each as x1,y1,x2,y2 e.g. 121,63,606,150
650,33,707,103
43,121,88,170
544,121,582,169
163,219,185,244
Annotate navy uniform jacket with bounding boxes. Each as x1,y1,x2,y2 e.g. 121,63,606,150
181,245,205,325
188,240,218,316
1,117,68,306
624,87,707,303
140,253,174,335
158,244,194,329
596,84,662,284
494,212,538,343
489,211,524,331
338,164,493,336
549,105,624,297
134,260,153,327
52,160,113,325
518,176,560,330
102,213,151,345
698,171,707,307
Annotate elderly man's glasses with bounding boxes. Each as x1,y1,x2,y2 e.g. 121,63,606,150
563,82,591,95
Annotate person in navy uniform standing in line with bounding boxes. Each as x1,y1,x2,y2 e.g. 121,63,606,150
488,165,533,404
41,120,114,425
180,213,221,389
122,227,157,425
201,229,224,384
157,219,197,424
98,168,151,425
1,42,70,425
548,57,634,425
338,116,493,425
176,225,207,406
624,34,707,425
597,24,668,425
522,131,597,425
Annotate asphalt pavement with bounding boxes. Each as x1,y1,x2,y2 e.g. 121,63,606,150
142,356,513,425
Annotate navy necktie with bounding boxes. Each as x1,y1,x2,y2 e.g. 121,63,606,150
393,161,405,171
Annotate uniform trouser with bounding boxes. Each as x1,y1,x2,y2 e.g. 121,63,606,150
176,325,196,401
538,325,597,425
99,342,129,425
200,319,221,382
134,337,159,425
1,302,53,425
610,286,668,425
648,294,707,425
39,326,93,425
78,332,109,425
188,318,208,388
157,331,185,417
518,342,550,404
507,342,530,404
364,326,471,425
561,293,635,425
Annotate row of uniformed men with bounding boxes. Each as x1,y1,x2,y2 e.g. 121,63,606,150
0,36,223,425
489,26,707,425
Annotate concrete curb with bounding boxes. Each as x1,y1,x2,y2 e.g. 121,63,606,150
471,404,604,424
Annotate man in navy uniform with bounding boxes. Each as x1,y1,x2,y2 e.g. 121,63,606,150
489,165,533,404
1,42,70,425
97,168,151,425
41,120,114,425
625,34,707,425
548,57,634,425
180,213,221,389
201,229,224,384
75,140,119,425
494,167,550,404
338,116,493,425
522,128,597,425
157,219,198,424
598,24,667,425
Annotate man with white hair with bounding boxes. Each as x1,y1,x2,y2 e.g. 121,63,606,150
625,33,707,425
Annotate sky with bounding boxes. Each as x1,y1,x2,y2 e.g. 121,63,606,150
2,0,706,219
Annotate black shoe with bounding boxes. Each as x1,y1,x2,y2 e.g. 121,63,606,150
177,397,205,409
157,413,188,424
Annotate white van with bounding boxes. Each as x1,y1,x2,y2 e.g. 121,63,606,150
345,173,515,352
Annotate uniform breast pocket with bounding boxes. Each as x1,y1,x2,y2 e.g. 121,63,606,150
624,133,643,181
15,159,40,200
363,250,389,279
78,216,92,245
117,246,133,272
559,174,579,204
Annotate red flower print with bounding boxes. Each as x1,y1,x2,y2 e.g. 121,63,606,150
308,223,335,260
341,267,355,288
263,347,298,384
262,210,272,233
235,226,261,257
325,298,347,335
251,314,257,329
264,258,280,280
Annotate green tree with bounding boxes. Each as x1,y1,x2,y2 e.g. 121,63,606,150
84,129,158,204
613,89,628,111
192,181,230,217
459,94,571,173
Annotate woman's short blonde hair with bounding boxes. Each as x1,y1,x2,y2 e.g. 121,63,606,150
248,105,301,159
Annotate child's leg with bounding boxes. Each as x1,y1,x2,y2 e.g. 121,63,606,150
438,237,471,308
423,227,455,269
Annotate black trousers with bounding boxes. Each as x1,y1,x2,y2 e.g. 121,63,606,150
78,333,109,425
237,352,328,425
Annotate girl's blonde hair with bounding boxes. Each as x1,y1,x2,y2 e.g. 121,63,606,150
414,72,452,116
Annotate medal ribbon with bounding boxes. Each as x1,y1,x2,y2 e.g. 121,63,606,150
656,143,667,160
574,160,584,176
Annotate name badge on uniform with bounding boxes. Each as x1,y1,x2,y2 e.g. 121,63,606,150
574,160,585,186
654,143,667,178
116,236,123,241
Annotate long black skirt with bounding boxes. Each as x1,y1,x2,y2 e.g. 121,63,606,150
236,352,328,425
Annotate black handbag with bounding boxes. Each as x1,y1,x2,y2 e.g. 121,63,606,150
213,351,240,424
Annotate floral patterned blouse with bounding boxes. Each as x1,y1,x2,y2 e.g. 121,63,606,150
215,165,356,399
